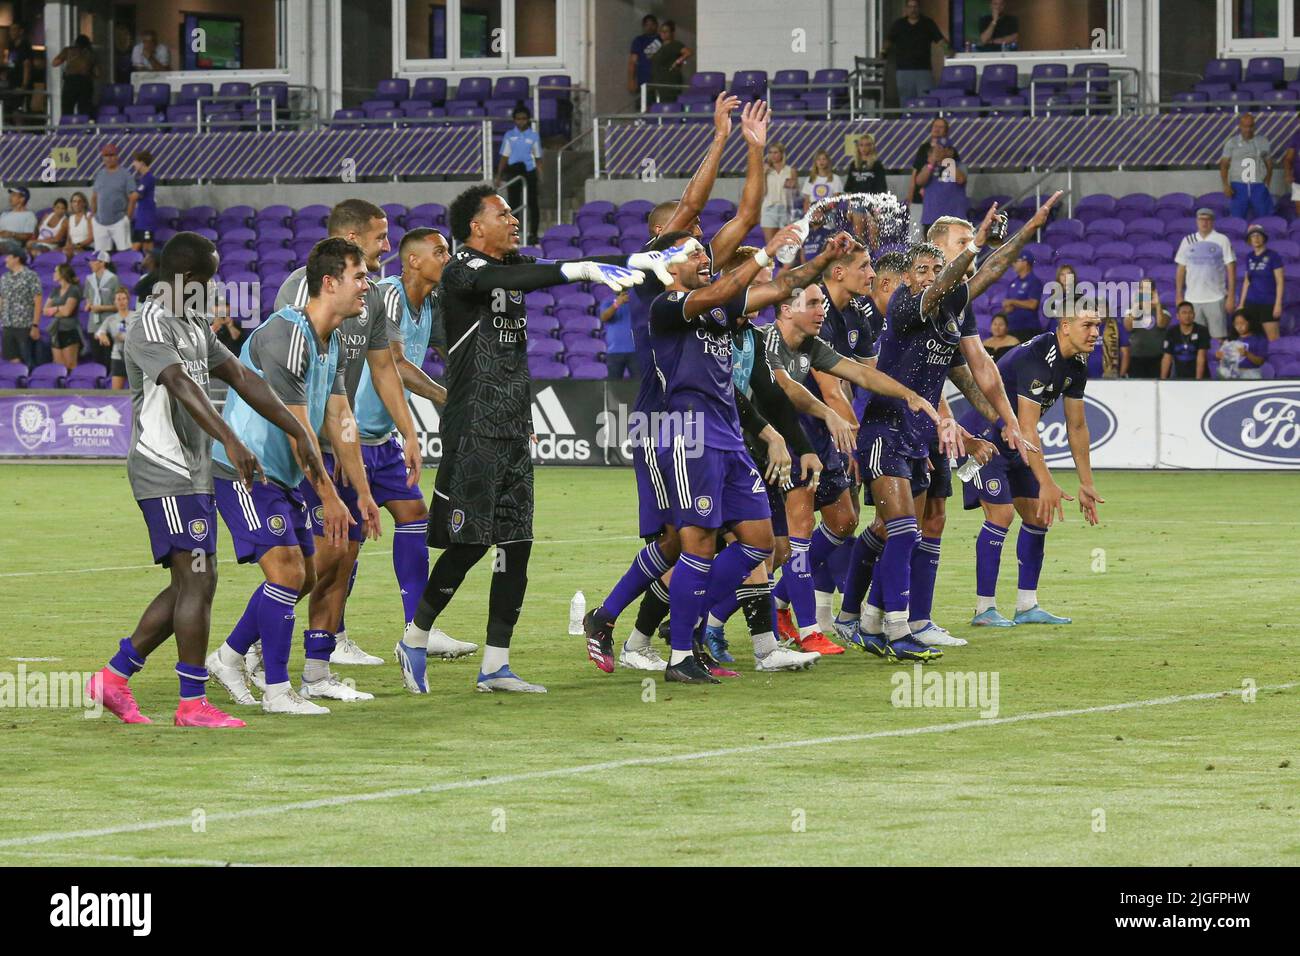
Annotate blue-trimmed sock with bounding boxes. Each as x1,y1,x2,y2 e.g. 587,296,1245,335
107,637,145,680
668,552,712,658
257,582,299,686
602,541,671,620
176,662,208,701
393,521,430,624
839,528,885,619
908,535,942,625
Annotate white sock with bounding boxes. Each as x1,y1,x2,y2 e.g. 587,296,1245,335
814,591,835,634
264,680,291,700
861,604,883,634
976,595,997,614
481,645,509,674
774,597,790,610
909,618,930,633
797,624,817,638
625,628,651,652
883,611,910,640
303,659,330,683
669,648,693,665
402,621,428,649
706,613,725,629
336,629,347,642
751,630,778,656
1016,589,1038,612
218,643,244,668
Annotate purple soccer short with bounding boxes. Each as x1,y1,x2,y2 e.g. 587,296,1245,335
300,443,423,542
657,439,771,531
632,437,674,539
960,424,1039,509
791,451,854,510
857,423,930,503
214,477,315,563
137,493,219,567
767,481,788,538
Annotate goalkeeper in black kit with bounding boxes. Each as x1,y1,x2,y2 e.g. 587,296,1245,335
398,184,697,694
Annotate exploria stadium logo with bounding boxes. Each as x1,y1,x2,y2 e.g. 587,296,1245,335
1201,386,1300,465
1036,394,1117,463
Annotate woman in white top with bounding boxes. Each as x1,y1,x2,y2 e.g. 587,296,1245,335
761,142,799,243
63,191,93,256
801,149,844,213
27,197,69,256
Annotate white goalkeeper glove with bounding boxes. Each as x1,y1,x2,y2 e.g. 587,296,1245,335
626,238,703,285
560,261,645,292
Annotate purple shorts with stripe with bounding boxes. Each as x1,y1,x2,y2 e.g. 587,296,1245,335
299,442,423,542
632,438,674,539
656,439,771,531
857,424,930,502
960,424,1039,509
137,494,218,566
214,477,316,563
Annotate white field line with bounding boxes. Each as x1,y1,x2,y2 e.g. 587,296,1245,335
1,681,1292,851
0,848,275,867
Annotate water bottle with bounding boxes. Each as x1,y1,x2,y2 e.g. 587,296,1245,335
777,217,810,265
956,456,982,482
568,590,586,635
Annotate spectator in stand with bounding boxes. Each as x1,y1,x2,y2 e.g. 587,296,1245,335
982,313,1018,360
130,30,171,72
0,186,38,256
63,192,94,257
1285,129,1300,218
1215,309,1269,379
1042,262,1078,330
5,23,34,110
134,252,158,299
802,149,844,212
1219,113,1273,221
999,250,1044,341
494,108,542,245
83,251,121,342
843,134,888,196
129,150,158,252
28,198,69,257
908,117,957,232
599,289,637,379
0,248,43,368
91,144,135,253
627,14,660,96
1238,224,1284,341
1175,208,1235,340
649,20,690,104
112,23,133,85
43,263,83,372
1161,301,1210,380
209,297,243,356
883,0,947,106
916,137,966,231
1089,310,1130,379
977,0,1020,51
1123,278,1170,379
96,286,135,388
51,34,98,118
761,142,799,244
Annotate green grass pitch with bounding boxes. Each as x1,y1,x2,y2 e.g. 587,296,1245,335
0,462,1297,866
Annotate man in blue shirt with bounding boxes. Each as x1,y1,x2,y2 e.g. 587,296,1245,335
1001,250,1044,341
627,14,661,94
599,289,637,378
494,106,542,244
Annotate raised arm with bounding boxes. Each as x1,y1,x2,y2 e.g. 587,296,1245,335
744,231,855,314
947,361,999,422
969,192,1061,299
828,355,943,432
708,100,769,264
659,93,741,236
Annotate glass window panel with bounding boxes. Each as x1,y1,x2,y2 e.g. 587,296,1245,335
514,0,557,58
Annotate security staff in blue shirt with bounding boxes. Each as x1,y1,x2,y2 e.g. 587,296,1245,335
494,105,542,244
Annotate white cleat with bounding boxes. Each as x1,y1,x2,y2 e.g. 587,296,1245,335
755,646,821,671
244,640,263,684
428,626,478,659
830,617,859,646
300,674,375,701
911,622,968,647
476,665,547,693
205,650,258,705
262,687,330,715
618,641,668,672
330,631,384,665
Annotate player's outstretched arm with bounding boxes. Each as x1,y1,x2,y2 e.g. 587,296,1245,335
948,362,998,423
771,366,856,454
709,100,769,266
365,345,421,488
957,337,1033,453
211,356,326,486
968,191,1062,299
1065,396,1103,525
323,393,382,540
391,342,447,405
830,355,953,453
746,230,855,313
921,205,997,318
156,364,263,488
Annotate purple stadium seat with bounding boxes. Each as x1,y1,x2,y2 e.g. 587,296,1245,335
525,291,555,313
985,94,1027,115
223,248,258,269
568,359,607,380
1217,216,1247,239
733,70,767,98
528,358,569,379
1022,242,1053,264
1269,239,1300,260
1075,193,1116,220
255,204,293,227
102,83,133,108
576,201,615,221
1260,89,1299,110
1093,240,1135,265
412,77,447,104
1103,264,1143,282
217,206,256,229
1134,239,1175,262
1203,58,1242,86
58,114,90,127
136,82,170,109
1085,218,1125,242
688,71,726,97
556,311,600,335
1171,91,1208,113
177,82,213,106
647,101,681,120
1028,63,1067,97
376,78,410,102
1154,193,1195,217
27,363,68,388
1115,193,1156,217
556,291,596,313
1244,57,1284,87
543,224,579,244
564,337,604,358
493,76,529,101
937,65,976,94
1054,241,1095,263
1253,215,1288,236
66,362,107,389
526,337,564,360
772,69,808,92
538,75,573,98
541,242,575,260
111,250,143,273
454,76,492,103
0,363,25,387
530,314,560,337
331,108,364,125
903,96,940,118
1043,218,1085,243
124,105,160,123
1125,217,1164,241
978,64,1018,98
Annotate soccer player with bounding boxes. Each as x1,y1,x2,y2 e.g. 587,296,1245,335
275,198,423,669
86,231,329,727
959,310,1105,626
207,238,381,715
402,183,678,693
582,95,771,672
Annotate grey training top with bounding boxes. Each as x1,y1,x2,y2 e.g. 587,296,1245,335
762,323,842,387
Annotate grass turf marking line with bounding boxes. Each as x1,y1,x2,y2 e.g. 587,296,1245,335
1,682,1292,850
0,848,273,867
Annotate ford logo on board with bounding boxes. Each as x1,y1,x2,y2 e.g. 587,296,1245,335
1200,386,1300,465
1036,393,1117,463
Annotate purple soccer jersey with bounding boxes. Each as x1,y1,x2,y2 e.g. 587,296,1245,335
630,239,715,419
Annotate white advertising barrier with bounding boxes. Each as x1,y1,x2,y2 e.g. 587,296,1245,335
1158,380,1300,470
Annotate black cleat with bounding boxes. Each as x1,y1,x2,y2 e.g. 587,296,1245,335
665,653,721,684
658,618,672,646
583,607,616,673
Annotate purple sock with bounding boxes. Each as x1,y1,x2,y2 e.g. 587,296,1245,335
808,526,845,592
107,637,145,679
669,553,712,651
840,528,885,617
1017,523,1048,590
878,517,919,614
783,536,816,628
825,535,854,592
602,541,671,619
225,583,271,654
710,589,742,624
303,628,335,663
393,520,429,623
909,535,942,623
976,521,1009,598
257,582,299,685
176,662,208,701
703,541,771,609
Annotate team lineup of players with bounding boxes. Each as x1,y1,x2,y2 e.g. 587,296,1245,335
84,94,1105,724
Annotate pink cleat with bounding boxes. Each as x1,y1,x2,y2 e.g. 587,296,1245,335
86,668,152,724
174,697,247,728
